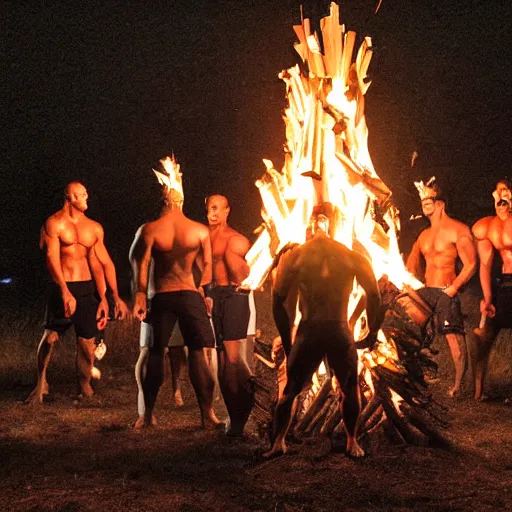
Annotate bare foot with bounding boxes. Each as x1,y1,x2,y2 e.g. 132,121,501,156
447,387,460,398
174,390,184,407
80,385,95,398
474,393,488,402
201,411,225,430
262,440,287,459
24,387,44,404
133,414,157,430
346,439,365,458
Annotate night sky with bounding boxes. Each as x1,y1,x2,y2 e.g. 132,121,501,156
2,0,511,296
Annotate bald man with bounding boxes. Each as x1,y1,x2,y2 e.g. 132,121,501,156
206,195,254,436
26,182,129,403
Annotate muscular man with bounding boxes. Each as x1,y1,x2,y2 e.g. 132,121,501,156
206,194,254,436
406,179,476,397
26,182,129,402
264,203,381,458
472,180,512,400
132,164,221,430
130,224,187,422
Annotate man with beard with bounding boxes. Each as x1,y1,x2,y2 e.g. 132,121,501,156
26,182,129,402
264,203,381,458
406,179,476,397
472,180,512,401
132,158,222,429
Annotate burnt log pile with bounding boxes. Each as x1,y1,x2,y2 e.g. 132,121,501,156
252,278,452,451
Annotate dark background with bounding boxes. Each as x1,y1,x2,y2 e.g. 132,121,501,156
1,0,511,297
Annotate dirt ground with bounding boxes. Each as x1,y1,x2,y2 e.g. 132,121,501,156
1,354,511,512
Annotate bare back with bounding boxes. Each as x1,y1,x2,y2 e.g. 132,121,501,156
276,236,379,326
144,212,208,293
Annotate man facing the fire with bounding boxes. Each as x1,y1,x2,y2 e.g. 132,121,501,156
264,202,381,458
471,179,512,401
132,158,222,430
406,178,476,397
205,194,254,436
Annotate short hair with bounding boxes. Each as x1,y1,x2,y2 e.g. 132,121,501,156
496,179,511,189
64,181,84,200
205,194,230,209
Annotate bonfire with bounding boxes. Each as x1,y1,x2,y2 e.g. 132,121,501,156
245,2,450,450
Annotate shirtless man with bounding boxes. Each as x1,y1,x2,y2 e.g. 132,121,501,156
130,223,187,422
206,194,254,436
132,161,221,429
406,179,476,397
26,182,129,402
471,180,512,400
264,203,381,458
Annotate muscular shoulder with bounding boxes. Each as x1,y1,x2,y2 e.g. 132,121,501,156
450,218,473,242
226,230,250,253
472,216,493,240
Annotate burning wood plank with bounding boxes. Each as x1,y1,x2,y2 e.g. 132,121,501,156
246,2,449,451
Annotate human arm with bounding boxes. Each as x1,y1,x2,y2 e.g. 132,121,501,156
92,223,129,319
476,238,495,316
44,218,76,317
132,226,154,321
225,234,251,284
89,245,108,330
272,248,300,356
443,229,476,297
353,253,381,338
405,238,424,282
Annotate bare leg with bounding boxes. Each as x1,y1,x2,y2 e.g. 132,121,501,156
168,347,186,407
76,336,96,397
25,329,58,404
218,339,254,436
473,334,495,401
264,327,323,458
204,347,221,400
445,333,466,397
134,346,157,429
188,348,223,429
139,343,166,427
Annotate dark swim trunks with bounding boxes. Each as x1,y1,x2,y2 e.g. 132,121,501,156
44,281,98,339
495,274,512,329
150,290,215,350
415,287,465,336
211,285,250,348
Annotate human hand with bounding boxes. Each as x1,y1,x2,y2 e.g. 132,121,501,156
205,297,213,316
442,285,457,298
96,298,109,330
62,288,77,318
479,299,496,318
133,292,147,322
114,298,130,320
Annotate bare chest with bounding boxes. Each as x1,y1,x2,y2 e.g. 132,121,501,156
420,230,456,259
59,220,97,248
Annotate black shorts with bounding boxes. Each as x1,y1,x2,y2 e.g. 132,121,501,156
150,291,215,351
44,281,98,339
415,287,465,336
495,274,512,329
211,285,250,348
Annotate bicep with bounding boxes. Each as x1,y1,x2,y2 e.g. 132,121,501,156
227,235,250,258
273,251,299,299
456,234,476,265
476,239,494,267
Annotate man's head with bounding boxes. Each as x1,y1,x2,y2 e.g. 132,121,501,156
308,202,334,238
206,194,230,227
65,182,88,212
493,179,511,211
414,177,445,218
153,155,184,211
